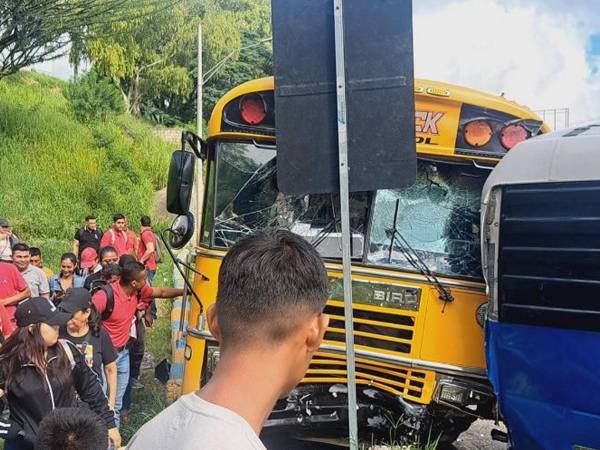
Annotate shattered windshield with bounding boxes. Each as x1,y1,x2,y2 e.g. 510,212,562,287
213,142,369,257
367,161,486,279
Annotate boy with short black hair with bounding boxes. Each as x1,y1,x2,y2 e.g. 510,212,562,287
35,407,108,450
128,229,330,450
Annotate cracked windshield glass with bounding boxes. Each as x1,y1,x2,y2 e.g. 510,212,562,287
213,142,369,258
368,160,486,279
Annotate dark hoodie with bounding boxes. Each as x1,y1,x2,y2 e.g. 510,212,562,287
0,340,115,449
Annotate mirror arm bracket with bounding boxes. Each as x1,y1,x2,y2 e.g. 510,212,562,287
181,130,207,160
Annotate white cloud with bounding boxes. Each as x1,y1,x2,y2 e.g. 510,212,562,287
413,0,600,126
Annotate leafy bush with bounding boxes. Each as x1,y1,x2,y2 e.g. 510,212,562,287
66,70,125,122
0,71,172,271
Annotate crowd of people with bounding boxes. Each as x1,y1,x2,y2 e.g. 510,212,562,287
0,214,183,449
0,215,332,449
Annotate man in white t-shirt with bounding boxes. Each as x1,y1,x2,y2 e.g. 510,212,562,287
128,230,330,450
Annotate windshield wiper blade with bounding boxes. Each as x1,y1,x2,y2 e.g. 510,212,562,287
386,199,454,306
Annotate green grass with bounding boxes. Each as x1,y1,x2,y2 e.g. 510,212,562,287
120,257,175,443
0,71,172,271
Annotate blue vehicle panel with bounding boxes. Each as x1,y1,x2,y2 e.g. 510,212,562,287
486,321,600,449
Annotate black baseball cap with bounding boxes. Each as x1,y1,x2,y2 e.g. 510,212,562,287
59,288,92,314
15,297,72,327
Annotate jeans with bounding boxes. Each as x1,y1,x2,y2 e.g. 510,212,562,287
114,348,130,428
122,319,145,411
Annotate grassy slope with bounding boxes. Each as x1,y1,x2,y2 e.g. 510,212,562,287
0,71,172,270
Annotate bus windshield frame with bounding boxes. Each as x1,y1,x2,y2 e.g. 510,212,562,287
204,139,488,281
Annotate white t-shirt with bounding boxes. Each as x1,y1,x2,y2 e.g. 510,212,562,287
127,393,267,450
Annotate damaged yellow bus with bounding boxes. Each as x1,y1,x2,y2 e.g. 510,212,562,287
172,77,549,444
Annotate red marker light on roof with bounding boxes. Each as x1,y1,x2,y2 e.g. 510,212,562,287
500,123,528,150
239,94,266,125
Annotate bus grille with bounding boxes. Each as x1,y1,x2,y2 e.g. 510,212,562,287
302,351,434,404
322,302,416,355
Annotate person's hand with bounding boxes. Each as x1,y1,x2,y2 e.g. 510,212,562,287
0,418,22,440
144,309,154,328
108,427,121,449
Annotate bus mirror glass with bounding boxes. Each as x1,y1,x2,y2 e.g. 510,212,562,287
168,212,195,249
167,150,195,215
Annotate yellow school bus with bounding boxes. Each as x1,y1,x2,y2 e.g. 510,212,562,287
178,76,549,443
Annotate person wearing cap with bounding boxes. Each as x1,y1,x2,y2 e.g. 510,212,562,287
0,260,31,337
78,247,101,279
12,243,50,300
0,219,20,263
72,215,103,259
0,297,120,450
84,246,119,291
59,289,117,411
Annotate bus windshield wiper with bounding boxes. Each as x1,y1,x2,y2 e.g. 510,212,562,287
386,199,454,307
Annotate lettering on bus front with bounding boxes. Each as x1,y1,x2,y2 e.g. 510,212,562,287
415,111,445,146
415,111,444,134
329,278,421,311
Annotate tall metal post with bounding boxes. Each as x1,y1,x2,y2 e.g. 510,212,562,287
195,22,204,244
332,1,358,448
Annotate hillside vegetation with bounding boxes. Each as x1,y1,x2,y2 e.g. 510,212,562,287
0,71,172,270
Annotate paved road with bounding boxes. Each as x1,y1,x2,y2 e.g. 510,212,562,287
262,420,508,450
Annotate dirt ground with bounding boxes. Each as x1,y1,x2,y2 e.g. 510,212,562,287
446,420,507,450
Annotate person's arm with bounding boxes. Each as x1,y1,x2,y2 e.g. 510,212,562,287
100,232,111,249
39,272,50,299
69,343,120,446
150,286,184,299
104,361,117,410
140,232,156,264
0,267,30,306
0,288,30,306
100,329,118,409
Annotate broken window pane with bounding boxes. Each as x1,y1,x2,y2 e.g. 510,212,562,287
213,142,369,257
368,161,486,279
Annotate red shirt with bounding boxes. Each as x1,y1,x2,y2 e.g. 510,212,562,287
100,228,134,257
0,262,28,335
91,281,153,348
137,228,157,271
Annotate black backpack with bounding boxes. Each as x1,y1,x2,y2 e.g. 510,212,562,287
90,280,115,321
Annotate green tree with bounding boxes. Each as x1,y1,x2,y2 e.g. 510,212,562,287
0,0,170,79
81,0,273,124
66,70,125,122
85,3,195,115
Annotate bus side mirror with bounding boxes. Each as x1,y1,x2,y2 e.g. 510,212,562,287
167,150,195,215
168,212,195,249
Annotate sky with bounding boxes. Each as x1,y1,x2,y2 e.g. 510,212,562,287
33,0,600,126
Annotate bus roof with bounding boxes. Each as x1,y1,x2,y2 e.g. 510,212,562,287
207,76,545,139
482,121,600,200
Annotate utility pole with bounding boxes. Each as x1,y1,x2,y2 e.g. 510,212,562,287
333,0,358,448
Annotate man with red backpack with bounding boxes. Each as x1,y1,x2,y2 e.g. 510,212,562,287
100,214,134,258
